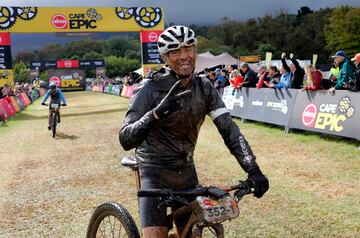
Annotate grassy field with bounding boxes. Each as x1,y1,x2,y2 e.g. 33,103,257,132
0,91,359,238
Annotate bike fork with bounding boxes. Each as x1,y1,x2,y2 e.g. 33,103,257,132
192,223,224,238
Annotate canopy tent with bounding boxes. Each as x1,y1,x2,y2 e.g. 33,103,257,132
133,68,143,76
198,51,215,57
195,52,239,72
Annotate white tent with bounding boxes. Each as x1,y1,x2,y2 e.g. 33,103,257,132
198,51,215,57
133,67,143,76
195,52,239,72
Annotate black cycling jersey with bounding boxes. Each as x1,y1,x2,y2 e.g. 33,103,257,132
119,69,259,173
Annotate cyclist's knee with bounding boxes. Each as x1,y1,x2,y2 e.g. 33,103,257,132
142,226,168,238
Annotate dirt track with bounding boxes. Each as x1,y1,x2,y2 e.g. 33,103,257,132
1,91,360,237
0,92,138,237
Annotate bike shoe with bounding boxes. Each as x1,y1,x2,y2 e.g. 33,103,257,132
48,126,51,130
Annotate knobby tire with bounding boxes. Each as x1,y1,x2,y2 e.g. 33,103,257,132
86,202,140,238
52,112,57,138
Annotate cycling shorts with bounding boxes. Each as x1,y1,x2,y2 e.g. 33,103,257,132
139,163,199,228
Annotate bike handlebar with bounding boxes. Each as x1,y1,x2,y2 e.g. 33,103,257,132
41,103,67,106
137,180,253,199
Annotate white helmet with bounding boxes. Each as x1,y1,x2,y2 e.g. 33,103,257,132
157,25,197,56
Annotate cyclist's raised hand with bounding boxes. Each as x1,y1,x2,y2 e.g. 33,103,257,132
247,167,269,198
153,80,191,120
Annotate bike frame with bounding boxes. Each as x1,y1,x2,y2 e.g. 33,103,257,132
130,163,226,238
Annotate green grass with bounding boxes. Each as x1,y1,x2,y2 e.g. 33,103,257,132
0,91,359,237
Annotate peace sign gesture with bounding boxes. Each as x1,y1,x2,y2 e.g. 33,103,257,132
153,80,191,120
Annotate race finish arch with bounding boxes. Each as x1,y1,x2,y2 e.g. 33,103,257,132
0,6,165,88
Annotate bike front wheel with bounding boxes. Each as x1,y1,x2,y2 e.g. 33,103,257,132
86,202,140,238
52,112,57,138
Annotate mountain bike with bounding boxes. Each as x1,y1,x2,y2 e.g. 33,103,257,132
42,103,65,138
86,156,253,238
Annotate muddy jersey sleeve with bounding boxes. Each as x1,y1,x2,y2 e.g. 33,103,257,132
204,79,259,172
119,80,156,151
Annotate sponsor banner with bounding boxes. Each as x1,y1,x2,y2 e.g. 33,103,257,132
223,87,298,126
3,96,16,116
112,85,121,95
140,30,164,66
0,7,164,32
222,86,247,118
0,46,12,69
79,59,105,68
9,96,20,112
21,93,31,106
57,59,79,68
0,99,10,122
244,88,297,126
140,30,162,43
30,61,57,69
47,69,85,91
289,90,360,140
0,32,11,45
0,69,14,87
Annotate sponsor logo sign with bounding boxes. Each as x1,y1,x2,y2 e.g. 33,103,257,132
49,76,61,87
289,91,360,140
302,104,317,127
47,69,85,91
301,97,354,132
0,69,14,87
57,60,79,68
0,7,164,33
0,32,11,45
266,100,288,114
140,30,164,65
51,14,68,29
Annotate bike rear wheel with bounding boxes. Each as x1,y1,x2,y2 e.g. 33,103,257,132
52,112,57,138
86,202,140,238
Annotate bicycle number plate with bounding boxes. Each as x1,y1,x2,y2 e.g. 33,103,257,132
51,103,59,109
196,196,239,223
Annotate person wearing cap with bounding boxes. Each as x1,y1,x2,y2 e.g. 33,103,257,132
349,52,360,91
41,82,67,130
328,51,355,94
119,25,268,238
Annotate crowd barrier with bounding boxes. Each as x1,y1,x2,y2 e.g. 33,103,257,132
0,92,39,123
222,86,360,140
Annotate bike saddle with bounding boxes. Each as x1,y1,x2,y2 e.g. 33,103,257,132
120,156,139,170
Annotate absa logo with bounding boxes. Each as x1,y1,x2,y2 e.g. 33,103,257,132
302,104,317,127
51,14,68,29
148,32,158,42
49,76,61,87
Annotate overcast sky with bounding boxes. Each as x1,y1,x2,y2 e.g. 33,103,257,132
3,0,360,25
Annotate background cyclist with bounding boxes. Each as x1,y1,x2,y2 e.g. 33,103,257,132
41,82,67,130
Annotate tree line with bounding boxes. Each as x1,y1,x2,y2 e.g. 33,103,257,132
13,5,360,82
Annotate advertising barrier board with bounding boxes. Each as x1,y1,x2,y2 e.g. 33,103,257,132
289,90,360,140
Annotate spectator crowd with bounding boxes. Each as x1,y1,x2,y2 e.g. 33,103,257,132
203,50,360,96
0,81,40,102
